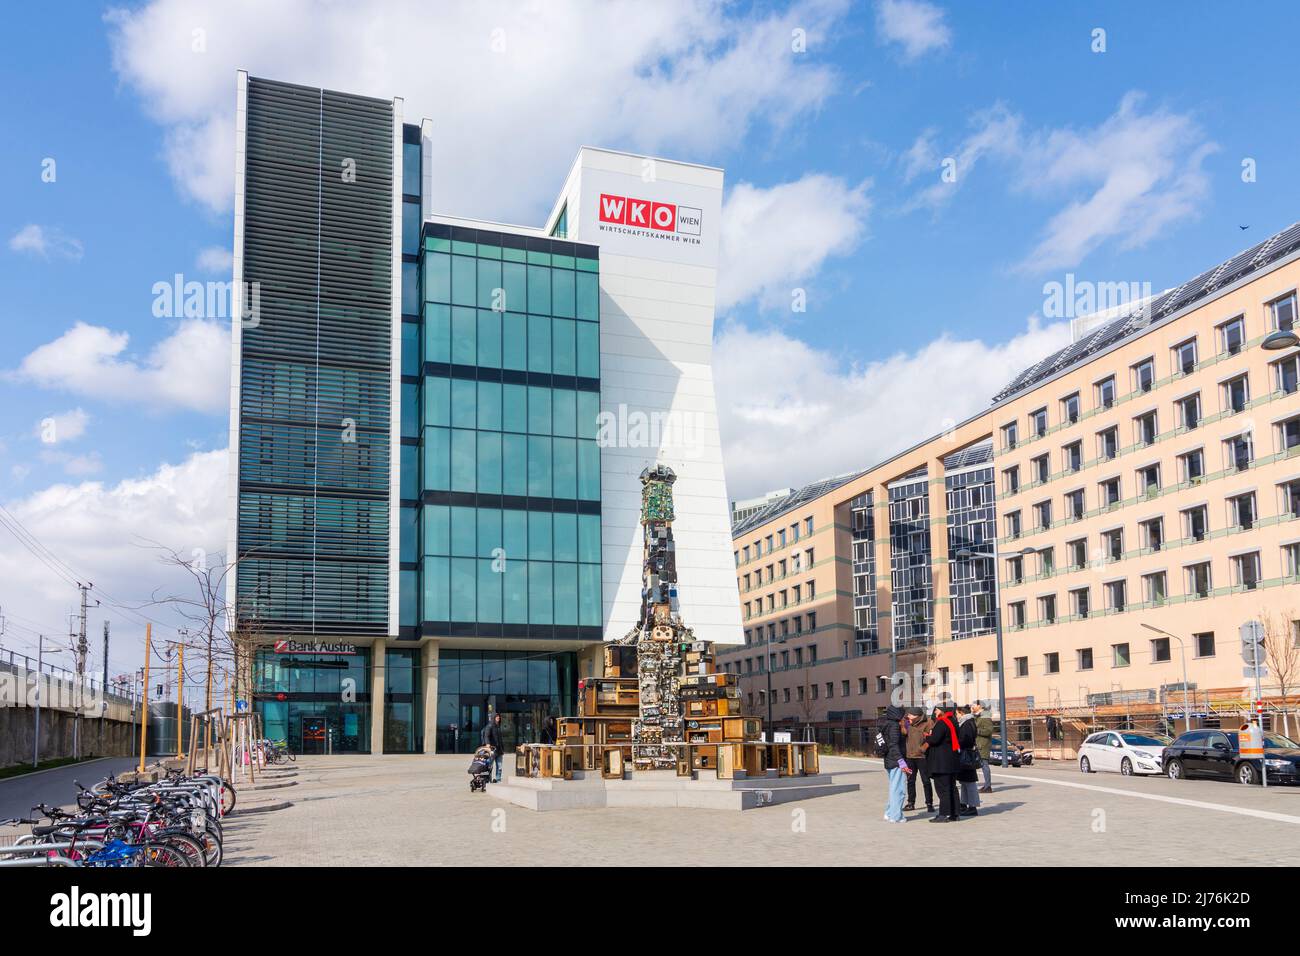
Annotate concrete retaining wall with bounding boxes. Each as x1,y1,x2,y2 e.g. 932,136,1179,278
0,707,137,770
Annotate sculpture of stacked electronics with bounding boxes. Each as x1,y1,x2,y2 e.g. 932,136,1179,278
514,464,819,783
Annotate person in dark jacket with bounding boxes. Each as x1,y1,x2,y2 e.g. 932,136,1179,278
956,706,980,816
878,704,910,823
540,716,557,746
972,700,995,793
924,702,961,822
481,713,504,782
904,708,934,812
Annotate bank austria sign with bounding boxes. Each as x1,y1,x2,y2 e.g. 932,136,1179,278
272,639,358,655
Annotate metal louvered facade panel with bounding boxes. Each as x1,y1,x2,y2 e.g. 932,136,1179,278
235,76,395,636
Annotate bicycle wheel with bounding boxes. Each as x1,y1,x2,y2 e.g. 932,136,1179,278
136,842,192,867
220,780,237,815
198,826,223,867
163,832,207,868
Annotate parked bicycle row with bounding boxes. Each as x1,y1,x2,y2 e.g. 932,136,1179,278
0,769,236,867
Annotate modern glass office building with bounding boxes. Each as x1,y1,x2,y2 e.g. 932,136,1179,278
229,73,740,755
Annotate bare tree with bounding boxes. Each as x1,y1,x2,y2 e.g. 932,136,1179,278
1263,609,1300,737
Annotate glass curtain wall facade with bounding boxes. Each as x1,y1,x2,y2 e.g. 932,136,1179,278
412,223,603,641
888,470,934,650
849,492,878,654
435,649,578,754
944,443,997,639
253,648,372,754
236,77,393,636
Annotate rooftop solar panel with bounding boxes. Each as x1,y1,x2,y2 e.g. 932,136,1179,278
992,221,1300,403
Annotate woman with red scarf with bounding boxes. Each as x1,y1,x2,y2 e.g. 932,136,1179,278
924,702,962,822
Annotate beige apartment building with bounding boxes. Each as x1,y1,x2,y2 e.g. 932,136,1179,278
719,223,1300,757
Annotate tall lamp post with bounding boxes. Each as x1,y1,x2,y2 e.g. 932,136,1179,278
33,637,71,768
956,544,1035,767
1141,623,1192,734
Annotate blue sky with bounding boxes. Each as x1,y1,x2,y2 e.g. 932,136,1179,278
1,0,1298,673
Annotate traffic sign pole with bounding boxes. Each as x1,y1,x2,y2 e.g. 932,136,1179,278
1241,621,1267,788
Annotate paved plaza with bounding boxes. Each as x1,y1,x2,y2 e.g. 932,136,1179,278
208,754,1300,866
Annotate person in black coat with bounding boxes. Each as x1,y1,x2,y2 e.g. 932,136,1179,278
481,713,504,782
956,706,980,816
924,703,961,822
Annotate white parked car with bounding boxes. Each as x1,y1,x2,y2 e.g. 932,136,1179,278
1078,731,1172,776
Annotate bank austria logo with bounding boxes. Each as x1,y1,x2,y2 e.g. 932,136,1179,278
272,639,357,655
597,193,702,244
50,886,151,936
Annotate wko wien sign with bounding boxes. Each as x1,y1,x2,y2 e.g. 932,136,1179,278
597,193,702,242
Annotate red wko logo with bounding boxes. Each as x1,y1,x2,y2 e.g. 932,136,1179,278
597,193,701,238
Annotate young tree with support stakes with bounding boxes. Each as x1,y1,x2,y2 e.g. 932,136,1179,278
1262,609,1300,737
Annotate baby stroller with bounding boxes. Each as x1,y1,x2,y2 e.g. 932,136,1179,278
468,745,495,792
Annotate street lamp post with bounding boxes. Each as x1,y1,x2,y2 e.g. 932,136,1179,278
1142,623,1192,734
33,637,70,769
956,544,1035,767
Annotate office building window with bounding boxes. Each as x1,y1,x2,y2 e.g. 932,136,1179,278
1044,652,1060,675
1096,376,1116,408
1142,571,1167,605
1275,354,1299,395
1185,561,1212,598
1015,656,1029,678
1064,441,1083,473
1135,410,1158,446
1062,392,1081,423
1033,454,1050,484
1174,338,1198,374
1077,647,1094,670
1138,463,1161,496
1182,504,1208,541
1269,292,1296,332
1231,551,1261,591
1287,543,1300,578
1222,374,1250,414
1278,415,1300,452
1071,587,1090,619
1003,465,1021,494
1006,555,1024,584
1066,488,1085,520
1112,643,1131,667
1038,594,1057,624
1284,480,1300,518
1098,426,1119,461
1103,528,1124,561
1179,447,1204,482
1140,517,1164,552
1002,421,1019,450
1219,316,1245,355
1069,538,1088,569
1194,632,1216,658
1100,476,1121,507
1105,579,1127,612
1133,359,1155,393
1035,500,1052,529
1006,510,1022,539
1031,407,1048,437
1229,492,1256,530
1009,601,1026,629
1177,393,1201,430
1224,433,1252,471
1151,637,1172,663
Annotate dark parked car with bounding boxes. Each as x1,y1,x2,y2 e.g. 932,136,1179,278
1162,728,1300,785
989,736,1033,767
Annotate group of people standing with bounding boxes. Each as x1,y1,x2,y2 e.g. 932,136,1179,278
879,700,995,823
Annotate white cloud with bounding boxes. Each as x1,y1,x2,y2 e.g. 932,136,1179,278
11,319,229,415
1014,92,1217,274
0,450,227,668
106,0,848,220
902,93,1217,274
718,174,871,311
195,245,232,274
875,0,951,60
39,450,105,477
35,408,90,444
8,224,85,261
714,317,1071,498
